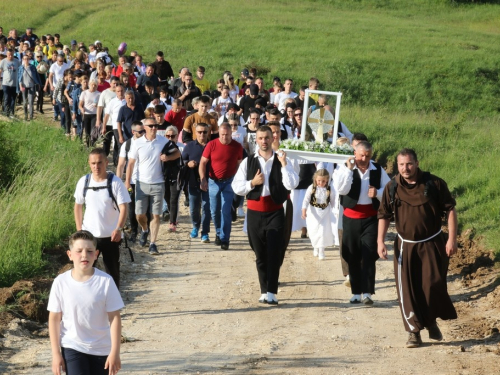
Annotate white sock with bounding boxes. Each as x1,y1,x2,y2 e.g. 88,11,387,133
352,294,361,300
150,242,155,245
346,275,350,280
142,228,149,233
267,292,277,301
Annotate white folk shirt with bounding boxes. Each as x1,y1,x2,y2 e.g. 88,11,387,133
333,160,390,204
232,150,299,197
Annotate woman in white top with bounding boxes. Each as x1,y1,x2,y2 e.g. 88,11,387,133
79,79,101,146
224,73,239,102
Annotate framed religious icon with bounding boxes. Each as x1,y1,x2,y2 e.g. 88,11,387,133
280,89,353,163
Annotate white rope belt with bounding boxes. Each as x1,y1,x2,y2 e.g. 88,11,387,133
396,229,442,331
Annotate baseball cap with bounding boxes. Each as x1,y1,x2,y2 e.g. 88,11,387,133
227,103,240,112
71,39,77,45
241,68,249,77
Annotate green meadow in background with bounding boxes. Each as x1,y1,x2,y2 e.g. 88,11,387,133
0,0,499,285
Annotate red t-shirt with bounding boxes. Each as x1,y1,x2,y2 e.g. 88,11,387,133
165,108,187,133
202,139,243,180
98,81,110,92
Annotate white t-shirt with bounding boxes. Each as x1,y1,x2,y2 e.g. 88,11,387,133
98,89,117,126
80,90,101,115
74,173,131,238
129,135,169,184
47,268,124,356
274,91,298,111
105,97,126,130
212,96,233,117
119,138,140,184
231,126,247,146
49,62,70,87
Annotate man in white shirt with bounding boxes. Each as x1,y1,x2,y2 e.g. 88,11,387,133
74,148,131,289
274,79,298,111
116,121,145,243
103,84,126,166
96,76,120,157
232,126,299,305
333,141,390,305
48,53,69,91
125,118,180,255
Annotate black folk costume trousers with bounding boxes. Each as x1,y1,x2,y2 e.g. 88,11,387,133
247,208,285,294
342,215,379,295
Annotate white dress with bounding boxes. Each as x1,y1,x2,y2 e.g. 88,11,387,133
302,185,338,248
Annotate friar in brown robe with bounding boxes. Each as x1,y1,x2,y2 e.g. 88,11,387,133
377,148,457,346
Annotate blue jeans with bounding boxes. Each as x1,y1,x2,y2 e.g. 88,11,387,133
61,347,108,375
208,177,234,243
188,184,211,235
2,85,16,115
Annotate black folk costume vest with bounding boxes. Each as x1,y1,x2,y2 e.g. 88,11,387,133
340,163,382,210
246,154,289,206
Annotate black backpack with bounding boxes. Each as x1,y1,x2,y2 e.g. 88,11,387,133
82,172,134,261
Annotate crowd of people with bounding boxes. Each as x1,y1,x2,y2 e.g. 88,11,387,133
1,27,459,374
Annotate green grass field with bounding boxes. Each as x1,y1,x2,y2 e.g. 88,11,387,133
0,0,499,285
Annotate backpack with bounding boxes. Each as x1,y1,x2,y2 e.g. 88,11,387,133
389,171,438,207
82,172,134,262
83,172,119,211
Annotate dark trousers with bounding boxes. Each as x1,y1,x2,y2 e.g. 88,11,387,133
82,114,97,147
60,102,72,134
102,125,113,155
338,229,349,276
36,84,44,112
342,215,379,295
2,85,16,115
112,129,122,166
164,180,181,224
61,347,108,375
95,237,120,289
247,208,285,294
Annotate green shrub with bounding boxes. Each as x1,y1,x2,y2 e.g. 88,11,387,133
0,121,88,287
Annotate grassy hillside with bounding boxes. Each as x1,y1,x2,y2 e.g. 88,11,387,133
0,0,499,272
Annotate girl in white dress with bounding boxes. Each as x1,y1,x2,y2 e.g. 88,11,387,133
301,169,337,260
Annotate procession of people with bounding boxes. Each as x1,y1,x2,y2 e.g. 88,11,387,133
0,27,459,374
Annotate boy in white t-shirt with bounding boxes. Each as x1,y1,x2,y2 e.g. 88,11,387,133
48,230,124,375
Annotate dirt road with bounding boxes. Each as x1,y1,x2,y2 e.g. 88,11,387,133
2,205,499,374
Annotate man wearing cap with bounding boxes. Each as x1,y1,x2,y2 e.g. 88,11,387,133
0,49,21,118
235,68,249,89
182,95,218,142
217,103,245,126
33,51,48,114
69,40,78,58
151,51,174,85
193,66,210,93
238,84,260,122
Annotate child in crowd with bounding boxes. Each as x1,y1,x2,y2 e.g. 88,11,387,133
301,169,337,260
48,230,124,375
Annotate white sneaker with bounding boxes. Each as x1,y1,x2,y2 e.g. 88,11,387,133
350,294,361,304
318,249,325,260
237,207,245,217
313,248,318,257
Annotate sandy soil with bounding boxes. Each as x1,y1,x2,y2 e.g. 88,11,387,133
1,201,499,374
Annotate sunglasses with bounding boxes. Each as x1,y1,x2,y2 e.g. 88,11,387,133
165,134,176,138
146,125,159,128
134,130,145,134
196,131,208,134
294,113,303,117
